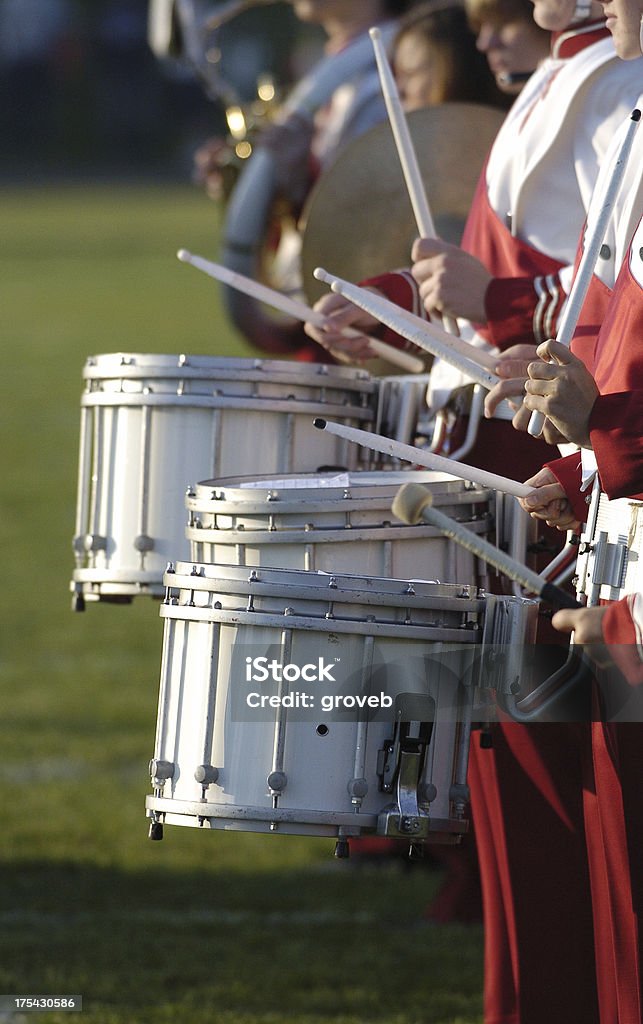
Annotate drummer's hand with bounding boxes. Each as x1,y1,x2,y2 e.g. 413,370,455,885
523,340,598,447
303,291,381,363
551,605,607,643
484,344,537,418
410,237,492,323
518,466,581,532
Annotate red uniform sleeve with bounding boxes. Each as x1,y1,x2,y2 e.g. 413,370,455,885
543,452,589,526
588,392,643,500
484,274,568,351
360,270,429,353
602,595,643,687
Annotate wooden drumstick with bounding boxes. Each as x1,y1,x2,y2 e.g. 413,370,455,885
527,108,641,437
177,249,424,373
314,267,501,389
369,26,459,338
313,417,531,498
391,482,581,608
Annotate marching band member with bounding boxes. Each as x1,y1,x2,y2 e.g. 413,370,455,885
305,3,642,1022
306,0,641,479
514,0,643,1007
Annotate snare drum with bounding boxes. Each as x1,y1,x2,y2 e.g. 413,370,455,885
186,470,493,583
71,354,376,606
146,562,537,844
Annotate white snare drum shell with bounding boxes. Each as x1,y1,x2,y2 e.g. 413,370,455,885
186,470,493,585
147,563,486,841
71,354,377,604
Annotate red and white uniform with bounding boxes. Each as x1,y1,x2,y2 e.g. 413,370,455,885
539,125,643,1019
547,222,643,521
367,32,643,1024
469,28,641,349
369,30,642,468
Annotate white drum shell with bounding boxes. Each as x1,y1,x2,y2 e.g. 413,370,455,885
71,354,376,601
375,374,429,448
186,470,493,584
147,563,485,839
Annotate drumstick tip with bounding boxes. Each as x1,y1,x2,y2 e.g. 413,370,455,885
369,26,381,40
392,482,434,525
177,249,192,263
313,266,332,284
313,418,327,430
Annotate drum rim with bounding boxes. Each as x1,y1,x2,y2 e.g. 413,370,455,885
82,352,374,387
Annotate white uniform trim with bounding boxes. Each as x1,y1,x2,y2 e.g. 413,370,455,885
627,593,643,656
629,215,643,291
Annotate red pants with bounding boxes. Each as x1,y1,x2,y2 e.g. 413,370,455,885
469,723,599,1023
582,721,643,1023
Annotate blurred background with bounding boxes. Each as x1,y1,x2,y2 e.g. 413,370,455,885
0,0,312,181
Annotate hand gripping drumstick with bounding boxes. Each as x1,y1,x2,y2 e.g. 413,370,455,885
177,249,424,374
313,417,531,498
527,108,641,437
314,267,501,388
369,27,459,338
391,482,581,609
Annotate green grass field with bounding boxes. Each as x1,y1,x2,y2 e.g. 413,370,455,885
0,183,483,1023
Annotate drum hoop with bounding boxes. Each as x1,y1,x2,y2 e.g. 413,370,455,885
72,569,165,586
185,519,492,546
187,486,493,516
80,393,374,419
146,795,467,834
160,603,483,643
165,567,481,609
83,356,374,390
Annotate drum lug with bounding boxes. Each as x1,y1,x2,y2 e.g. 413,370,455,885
74,533,107,554
134,534,155,553
194,764,219,787
149,759,175,788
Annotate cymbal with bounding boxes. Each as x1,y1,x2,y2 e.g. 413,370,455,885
300,103,504,305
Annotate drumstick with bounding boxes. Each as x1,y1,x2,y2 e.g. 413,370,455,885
314,267,501,389
369,26,459,338
313,417,531,498
313,263,499,371
177,249,424,374
527,107,641,437
391,482,581,608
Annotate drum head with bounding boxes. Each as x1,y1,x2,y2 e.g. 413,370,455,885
300,103,504,304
